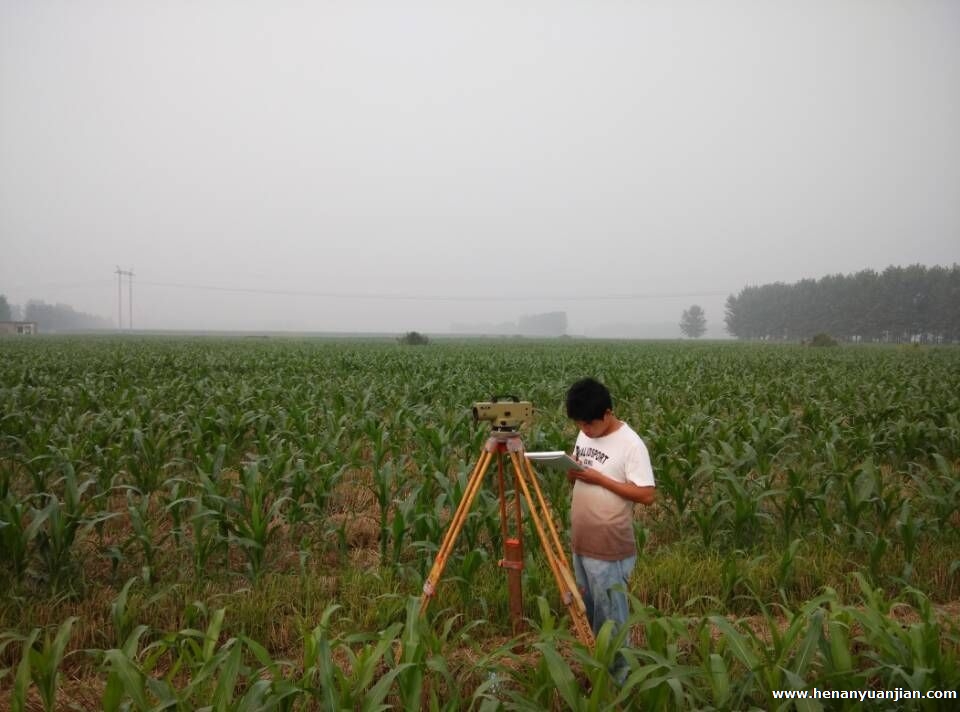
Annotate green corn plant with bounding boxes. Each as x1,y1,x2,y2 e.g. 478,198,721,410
910,455,960,533
652,458,699,524
177,497,228,580
895,500,927,584
300,604,411,710
743,412,798,479
165,444,225,546
817,594,860,689
568,616,638,710
168,456,235,578
311,459,346,512
0,440,16,499
370,455,399,563
312,410,358,471
837,462,878,544
236,641,300,712
110,577,140,648
419,420,456,482
425,462,497,558
252,411,284,460
702,652,732,711
186,443,228,492
390,484,420,570
847,574,960,694
156,607,232,705
98,611,250,711
13,436,58,495
451,548,488,609
775,538,803,596
762,595,833,701
121,486,165,584
280,456,318,525
392,596,481,711
200,402,258,465
776,464,828,541
529,638,588,710
323,513,351,566
28,462,113,590
618,605,702,710
494,597,574,709
692,497,728,550
126,420,181,494
165,478,188,549
226,459,290,583
866,530,890,583
4,617,77,712
855,459,906,535
719,552,762,609
178,638,249,709
0,493,30,584
705,615,765,706
718,468,778,549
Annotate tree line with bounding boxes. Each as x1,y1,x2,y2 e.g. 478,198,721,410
723,264,960,343
0,294,112,332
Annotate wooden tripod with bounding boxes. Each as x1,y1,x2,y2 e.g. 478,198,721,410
418,429,595,647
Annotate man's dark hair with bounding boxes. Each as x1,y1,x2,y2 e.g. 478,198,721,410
566,378,613,422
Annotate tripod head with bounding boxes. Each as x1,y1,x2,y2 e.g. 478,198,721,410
473,396,533,433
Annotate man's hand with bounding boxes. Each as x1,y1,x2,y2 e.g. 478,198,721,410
567,466,605,486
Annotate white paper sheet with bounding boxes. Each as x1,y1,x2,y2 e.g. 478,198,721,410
525,451,584,471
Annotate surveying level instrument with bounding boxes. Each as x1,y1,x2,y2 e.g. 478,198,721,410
418,398,595,648
472,395,533,431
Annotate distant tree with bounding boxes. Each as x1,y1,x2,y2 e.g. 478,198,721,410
398,331,430,346
24,300,112,332
724,264,960,343
809,333,838,347
679,305,707,338
0,294,10,321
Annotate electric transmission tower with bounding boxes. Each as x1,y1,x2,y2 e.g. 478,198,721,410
115,267,135,330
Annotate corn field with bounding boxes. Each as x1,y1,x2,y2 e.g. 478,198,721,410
1,336,958,709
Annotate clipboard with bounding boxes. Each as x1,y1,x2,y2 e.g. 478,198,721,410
525,451,584,472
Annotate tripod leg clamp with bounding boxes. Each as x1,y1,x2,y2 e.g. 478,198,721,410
422,581,435,597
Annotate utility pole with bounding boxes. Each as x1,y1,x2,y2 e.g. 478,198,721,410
115,267,134,331
115,266,123,329
128,268,134,329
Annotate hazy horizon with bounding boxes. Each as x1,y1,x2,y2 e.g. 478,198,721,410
2,1,958,338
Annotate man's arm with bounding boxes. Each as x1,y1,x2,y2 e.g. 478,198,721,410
568,467,656,505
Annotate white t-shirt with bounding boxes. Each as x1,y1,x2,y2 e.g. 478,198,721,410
571,422,655,560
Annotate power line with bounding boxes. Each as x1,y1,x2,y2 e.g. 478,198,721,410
134,279,730,302
3,274,731,303
3,280,114,291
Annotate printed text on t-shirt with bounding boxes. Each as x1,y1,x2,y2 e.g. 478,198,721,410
574,445,610,464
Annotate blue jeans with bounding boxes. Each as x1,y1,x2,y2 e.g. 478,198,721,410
573,553,636,636
573,553,636,682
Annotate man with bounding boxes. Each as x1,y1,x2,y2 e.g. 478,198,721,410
565,377,656,677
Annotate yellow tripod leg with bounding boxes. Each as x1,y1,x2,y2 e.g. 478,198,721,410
509,451,595,647
520,455,587,617
520,454,574,572
419,448,494,616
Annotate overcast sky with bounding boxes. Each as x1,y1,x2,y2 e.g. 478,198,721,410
1,0,958,336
